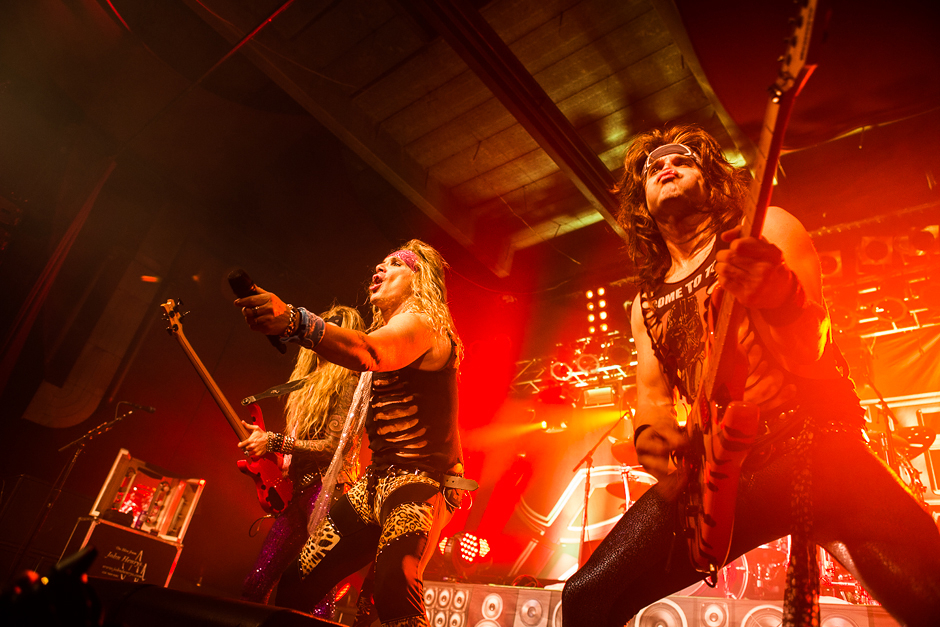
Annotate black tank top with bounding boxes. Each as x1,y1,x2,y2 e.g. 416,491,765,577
640,238,863,428
366,352,462,474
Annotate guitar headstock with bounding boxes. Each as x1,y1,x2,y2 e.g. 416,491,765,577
160,299,188,336
771,0,829,103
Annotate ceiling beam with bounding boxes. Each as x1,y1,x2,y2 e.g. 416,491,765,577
400,0,627,242
182,0,517,277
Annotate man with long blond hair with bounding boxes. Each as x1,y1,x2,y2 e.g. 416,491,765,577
236,239,473,627
561,124,940,626
238,304,365,618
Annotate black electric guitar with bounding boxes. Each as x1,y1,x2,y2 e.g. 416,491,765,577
161,299,293,514
680,0,829,578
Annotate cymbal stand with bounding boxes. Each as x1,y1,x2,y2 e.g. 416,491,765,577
5,404,139,584
571,409,630,568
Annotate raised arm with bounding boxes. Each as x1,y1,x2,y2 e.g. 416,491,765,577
235,289,450,372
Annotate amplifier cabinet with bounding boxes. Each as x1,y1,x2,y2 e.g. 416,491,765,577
424,582,562,627
62,517,182,586
424,581,901,627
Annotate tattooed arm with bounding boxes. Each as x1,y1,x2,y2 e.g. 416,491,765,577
289,376,359,472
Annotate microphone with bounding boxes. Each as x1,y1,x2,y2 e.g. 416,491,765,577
124,402,156,413
227,269,287,354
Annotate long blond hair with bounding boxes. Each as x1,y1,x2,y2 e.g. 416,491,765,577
370,239,464,366
283,305,365,438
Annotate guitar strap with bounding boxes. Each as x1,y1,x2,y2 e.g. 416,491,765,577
240,378,307,406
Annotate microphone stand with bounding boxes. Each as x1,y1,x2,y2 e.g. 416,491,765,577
6,406,139,583
571,408,629,568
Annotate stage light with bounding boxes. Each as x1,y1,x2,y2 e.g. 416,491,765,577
818,250,842,279
574,353,598,373
439,532,492,576
857,236,892,266
599,299,606,308
588,313,595,322
873,297,908,323
600,323,608,332
586,290,594,299
334,582,351,602
549,361,573,381
599,311,607,320
598,287,605,296
896,225,939,258
582,386,616,408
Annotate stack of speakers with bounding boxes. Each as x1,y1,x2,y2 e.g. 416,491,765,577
422,581,901,627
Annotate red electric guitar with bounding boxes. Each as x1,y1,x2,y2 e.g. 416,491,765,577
680,0,829,578
161,299,293,515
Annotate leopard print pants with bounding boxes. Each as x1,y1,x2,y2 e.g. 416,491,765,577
277,471,455,627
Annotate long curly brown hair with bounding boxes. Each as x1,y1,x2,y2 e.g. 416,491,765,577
615,124,751,286
369,239,464,367
284,304,365,439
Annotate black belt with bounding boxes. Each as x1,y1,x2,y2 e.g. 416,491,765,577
368,465,478,492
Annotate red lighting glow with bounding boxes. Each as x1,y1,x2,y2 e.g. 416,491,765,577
334,582,351,601
439,532,492,572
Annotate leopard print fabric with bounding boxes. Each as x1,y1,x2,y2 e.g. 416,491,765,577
346,475,373,523
376,502,436,556
374,473,439,521
298,516,342,577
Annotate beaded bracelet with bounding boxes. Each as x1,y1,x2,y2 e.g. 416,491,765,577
280,304,297,338
760,268,807,327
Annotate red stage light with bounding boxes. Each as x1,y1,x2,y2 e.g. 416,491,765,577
334,582,351,601
439,532,493,575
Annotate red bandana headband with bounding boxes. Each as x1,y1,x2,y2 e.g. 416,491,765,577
390,250,419,272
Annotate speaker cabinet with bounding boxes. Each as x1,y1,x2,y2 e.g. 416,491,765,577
631,596,900,627
424,582,562,627
424,581,471,627
424,583,900,627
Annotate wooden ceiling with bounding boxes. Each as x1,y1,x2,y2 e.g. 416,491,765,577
181,0,738,277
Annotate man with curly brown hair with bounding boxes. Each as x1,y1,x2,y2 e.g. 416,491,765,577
561,124,940,626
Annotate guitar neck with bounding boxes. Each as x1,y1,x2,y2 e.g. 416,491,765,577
700,62,817,402
173,329,251,441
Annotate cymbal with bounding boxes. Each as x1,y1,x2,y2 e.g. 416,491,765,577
603,479,654,502
611,440,639,465
895,426,936,458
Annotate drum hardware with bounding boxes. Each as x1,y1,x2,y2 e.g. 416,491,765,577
893,425,936,459
818,548,875,605
604,466,656,510
571,411,633,567
679,555,750,600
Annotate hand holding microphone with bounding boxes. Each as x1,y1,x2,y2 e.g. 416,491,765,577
228,269,288,353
